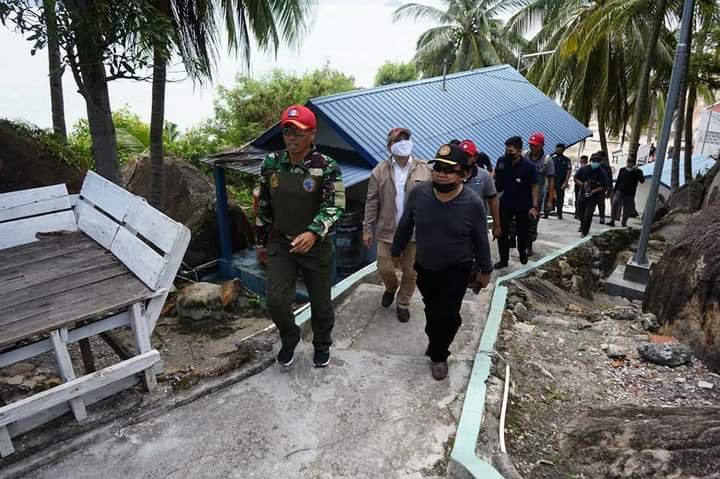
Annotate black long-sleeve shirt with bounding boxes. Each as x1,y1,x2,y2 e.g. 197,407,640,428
614,167,645,196
391,182,493,273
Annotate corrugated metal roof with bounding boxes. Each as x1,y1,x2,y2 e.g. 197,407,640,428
639,154,716,189
302,65,591,166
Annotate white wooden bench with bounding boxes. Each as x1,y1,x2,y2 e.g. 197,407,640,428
0,171,190,457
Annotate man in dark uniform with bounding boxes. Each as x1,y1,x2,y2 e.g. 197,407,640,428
608,158,645,227
256,105,345,369
574,155,589,219
459,139,501,239
575,152,609,237
391,143,492,381
551,143,573,219
597,152,613,224
494,136,539,269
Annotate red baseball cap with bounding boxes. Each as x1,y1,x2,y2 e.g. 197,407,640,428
528,132,545,146
280,104,317,130
459,140,477,157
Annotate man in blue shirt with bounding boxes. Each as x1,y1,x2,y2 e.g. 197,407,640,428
493,136,540,268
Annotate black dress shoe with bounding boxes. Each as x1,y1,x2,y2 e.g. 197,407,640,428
527,245,534,257
519,250,528,265
396,307,410,323
494,261,508,269
381,290,395,307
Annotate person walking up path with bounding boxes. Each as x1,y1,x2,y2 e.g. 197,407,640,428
459,139,501,239
391,143,493,380
551,143,572,219
575,153,609,237
256,104,345,369
525,132,554,254
363,127,431,323
608,158,645,227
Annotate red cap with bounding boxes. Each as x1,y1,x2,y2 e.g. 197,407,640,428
280,105,316,130
528,132,545,146
459,140,477,157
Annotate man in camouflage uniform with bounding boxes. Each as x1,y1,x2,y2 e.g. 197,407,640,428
256,104,345,369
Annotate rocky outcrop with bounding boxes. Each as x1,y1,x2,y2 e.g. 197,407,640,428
645,201,720,371
122,156,253,266
0,120,85,193
560,407,720,478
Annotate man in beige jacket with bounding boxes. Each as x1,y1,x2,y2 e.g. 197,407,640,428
363,128,431,322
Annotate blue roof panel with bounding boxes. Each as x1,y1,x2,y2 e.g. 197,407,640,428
308,65,591,166
638,154,716,189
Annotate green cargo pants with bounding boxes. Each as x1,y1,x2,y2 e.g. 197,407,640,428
266,236,334,353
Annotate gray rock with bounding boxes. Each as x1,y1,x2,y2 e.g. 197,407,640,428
605,306,638,321
176,282,225,322
639,313,660,332
638,343,693,367
2,362,35,376
558,260,573,277
513,303,529,322
4,375,24,385
698,381,714,390
606,344,626,359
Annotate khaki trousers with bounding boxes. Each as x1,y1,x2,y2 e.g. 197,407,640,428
376,241,416,309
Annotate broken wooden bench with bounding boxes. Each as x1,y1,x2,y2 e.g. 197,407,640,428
0,172,190,457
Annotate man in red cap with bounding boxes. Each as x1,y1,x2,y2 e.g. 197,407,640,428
459,140,501,240
256,104,345,369
525,132,555,255
363,127,431,322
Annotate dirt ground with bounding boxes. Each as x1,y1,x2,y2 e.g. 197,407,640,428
494,243,720,478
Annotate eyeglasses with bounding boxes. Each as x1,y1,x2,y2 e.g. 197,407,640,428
432,163,463,175
281,126,310,138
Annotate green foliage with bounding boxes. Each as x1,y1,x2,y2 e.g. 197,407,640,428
211,66,356,146
0,118,91,170
374,61,418,86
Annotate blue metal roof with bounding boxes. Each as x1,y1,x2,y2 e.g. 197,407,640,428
305,64,591,166
638,154,716,189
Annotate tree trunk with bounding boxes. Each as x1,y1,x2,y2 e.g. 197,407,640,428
150,49,167,211
44,0,67,143
647,93,657,144
65,1,119,183
684,85,697,183
598,114,609,154
627,0,669,163
671,17,693,193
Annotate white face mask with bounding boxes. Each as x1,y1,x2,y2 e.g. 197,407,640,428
391,139,413,157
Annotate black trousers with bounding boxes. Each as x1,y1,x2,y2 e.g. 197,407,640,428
611,191,635,225
578,194,601,236
499,208,530,263
415,262,472,362
574,187,581,218
555,186,566,217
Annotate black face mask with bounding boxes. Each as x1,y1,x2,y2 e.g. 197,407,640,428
433,181,459,193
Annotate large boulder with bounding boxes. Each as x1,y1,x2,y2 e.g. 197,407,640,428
704,161,720,207
560,406,720,478
122,156,253,266
651,209,694,243
0,120,85,193
668,180,706,212
644,201,720,371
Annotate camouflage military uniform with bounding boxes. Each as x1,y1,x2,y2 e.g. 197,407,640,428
256,149,345,353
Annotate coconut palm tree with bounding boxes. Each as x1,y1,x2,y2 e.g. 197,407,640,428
392,0,526,77
147,0,314,210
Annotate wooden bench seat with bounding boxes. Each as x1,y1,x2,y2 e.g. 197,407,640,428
0,232,151,348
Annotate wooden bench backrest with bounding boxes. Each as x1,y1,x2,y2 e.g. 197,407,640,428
76,171,190,291
0,184,78,249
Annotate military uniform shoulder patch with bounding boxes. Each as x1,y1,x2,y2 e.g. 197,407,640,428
303,177,316,192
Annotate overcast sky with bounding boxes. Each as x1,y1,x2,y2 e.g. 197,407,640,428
0,0,448,132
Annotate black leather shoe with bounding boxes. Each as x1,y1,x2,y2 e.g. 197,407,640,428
519,250,528,265
381,290,395,307
527,245,534,257
431,361,448,380
494,261,508,269
396,307,410,323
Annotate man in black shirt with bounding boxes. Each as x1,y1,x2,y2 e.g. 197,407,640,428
552,143,573,219
598,152,613,224
494,136,540,268
392,143,492,381
574,155,589,219
608,158,645,227
575,153,609,237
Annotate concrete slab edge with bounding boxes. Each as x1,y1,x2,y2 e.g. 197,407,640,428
449,234,598,478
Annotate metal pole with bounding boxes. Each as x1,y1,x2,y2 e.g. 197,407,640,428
634,0,695,265
212,163,234,278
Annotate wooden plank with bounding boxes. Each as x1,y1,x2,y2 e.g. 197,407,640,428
0,350,160,427
79,338,96,374
0,249,115,299
50,329,87,422
0,233,95,271
0,274,149,345
0,425,12,457
0,263,129,311
7,375,139,439
145,224,191,332
0,312,130,367
75,199,120,249
129,303,157,392
79,171,133,222
0,184,70,222
124,196,181,253
0,210,77,249
111,227,166,290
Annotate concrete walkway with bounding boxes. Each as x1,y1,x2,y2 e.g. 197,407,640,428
28,215,613,479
